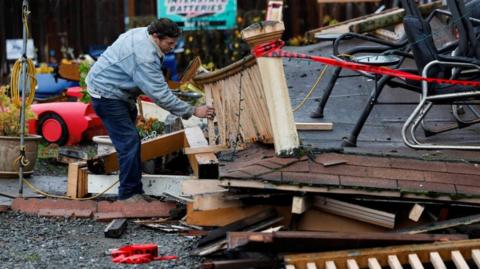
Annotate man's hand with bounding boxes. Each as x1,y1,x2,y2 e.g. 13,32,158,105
194,105,216,120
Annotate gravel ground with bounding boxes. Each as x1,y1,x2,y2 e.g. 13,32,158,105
0,211,202,269
1,139,205,269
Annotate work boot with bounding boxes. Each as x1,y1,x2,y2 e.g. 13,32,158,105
141,194,157,202
121,194,147,203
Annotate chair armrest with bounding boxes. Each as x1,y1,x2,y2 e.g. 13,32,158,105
421,60,480,96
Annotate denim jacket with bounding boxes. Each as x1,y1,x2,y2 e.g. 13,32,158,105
86,27,193,119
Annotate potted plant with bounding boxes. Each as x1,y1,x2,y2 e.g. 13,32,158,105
0,85,41,178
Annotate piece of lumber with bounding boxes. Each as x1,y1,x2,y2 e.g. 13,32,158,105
198,208,278,247
193,192,242,211
295,122,333,131
66,161,87,198
242,21,300,156
284,239,480,268
347,259,359,269
429,251,447,269
204,86,216,145
314,196,396,228
306,1,440,41
194,215,284,256
183,145,228,155
395,213,480,234
472,249,480,267
184,127,219,179
87,174,191,197
368,258,382,269
186,203,274,227
409,204,425,222
87,130,185,174
226,231,467,252
104,218,127,238
351,1,441,33
451,250,469,269
388,255,403,269
325,261,336,269
292,196,310,214
182,179,226,196
408,254,424,269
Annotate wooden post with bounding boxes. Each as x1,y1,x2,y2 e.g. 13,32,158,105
241,21,300,156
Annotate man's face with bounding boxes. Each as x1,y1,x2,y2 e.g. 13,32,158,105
153,34,177,54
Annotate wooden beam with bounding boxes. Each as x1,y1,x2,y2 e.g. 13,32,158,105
295,122,333,131
66,162,87,198
313,196,396,228
183,145,228,155
242,21,300,156
87,130,185,174
182,179,226,196
395,213,480,234
184,127,219,179
408,203,425,222
292,196,310,214
306,1,440,41
87,174,192,197
226,231,467,253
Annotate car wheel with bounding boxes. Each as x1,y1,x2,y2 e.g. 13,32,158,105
37,113,69,146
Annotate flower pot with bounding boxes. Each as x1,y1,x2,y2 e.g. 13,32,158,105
0,135,42,178
92,135,115,155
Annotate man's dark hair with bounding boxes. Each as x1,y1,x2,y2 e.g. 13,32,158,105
147,18,181,39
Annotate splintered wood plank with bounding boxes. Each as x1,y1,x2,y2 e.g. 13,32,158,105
388,255,403,269
184,127,219,179
347,259,359,269
306,262,318,269
472,249,480,267
451,250,469,269
204,86,216,145
430,252,447,269
325,261,337,269
368,258,382,269
87,130,185,174
408,254,424,269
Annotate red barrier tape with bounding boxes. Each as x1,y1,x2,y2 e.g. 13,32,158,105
252,40,480,88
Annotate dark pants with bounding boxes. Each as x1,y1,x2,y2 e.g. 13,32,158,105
91,97,142,200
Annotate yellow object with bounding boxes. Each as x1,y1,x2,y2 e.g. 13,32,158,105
36,63,54,74
10,57,36,107
10,9,37,108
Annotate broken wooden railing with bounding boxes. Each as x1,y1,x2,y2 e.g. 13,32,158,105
284,238,480,269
